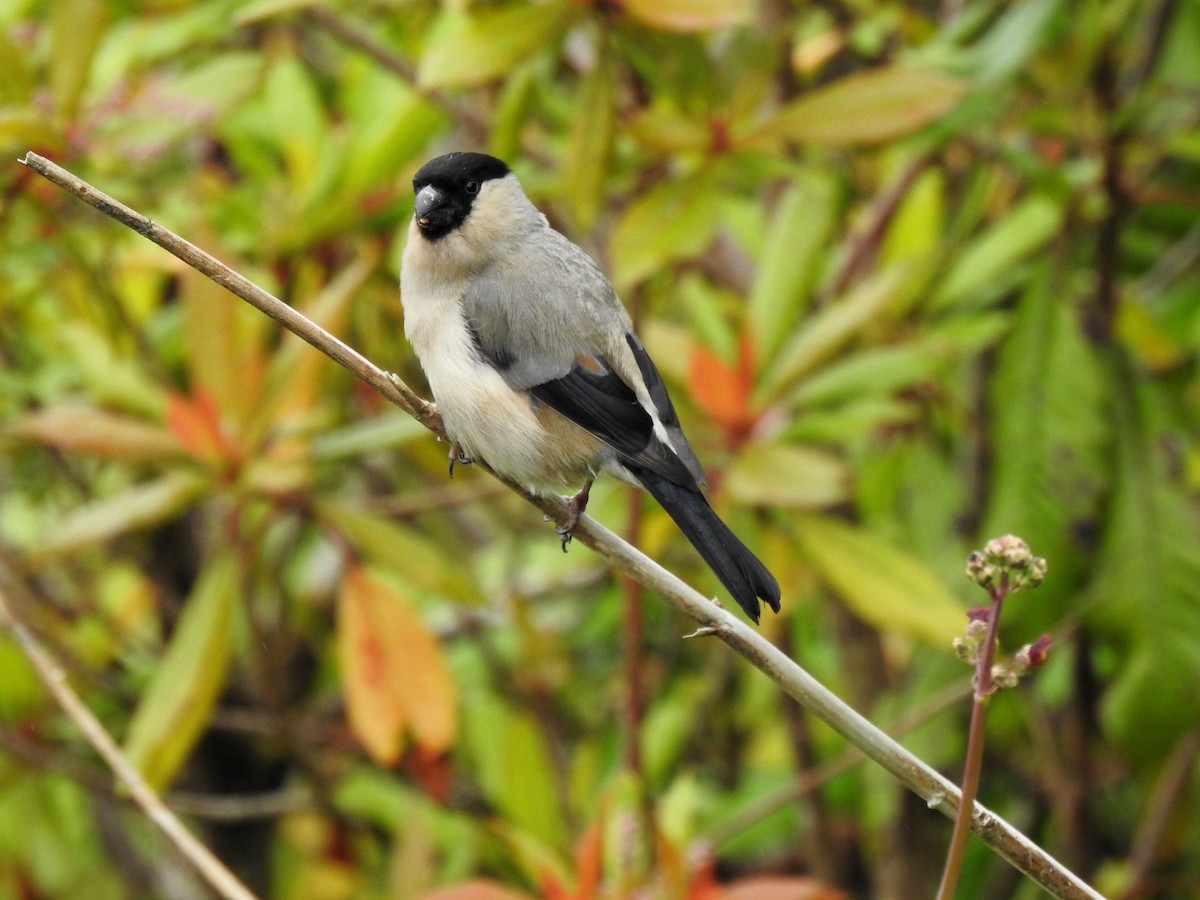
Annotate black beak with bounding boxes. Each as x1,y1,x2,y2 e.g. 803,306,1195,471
414,185,455,232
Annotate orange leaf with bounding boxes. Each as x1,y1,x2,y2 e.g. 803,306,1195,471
166,390,239,464
687,334,758,438
405,745,453,803
418,879,534,900
684,855,721,900
13,406,183,461
337,565,458,766
573,820,604,899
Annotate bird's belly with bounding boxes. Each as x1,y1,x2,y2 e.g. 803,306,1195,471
417,325,603,492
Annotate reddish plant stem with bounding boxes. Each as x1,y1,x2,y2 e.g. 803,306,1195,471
621,489,645,779
937,575,1008,899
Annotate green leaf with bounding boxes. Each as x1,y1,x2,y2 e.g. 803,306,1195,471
1087,363,1200,664
639,675,708,788
463,692,567,849
726,443,850,508
123,552,239,790
317,502,479,601
748,174,838,368
341,70,445,197
795,515,963,646
57,324,167,419
418,3,573,89
163,53,263,116
489,62,540,162
626,107,711,154
1102,644,1200,765
232,0,319,25
980,269,1108,623
265,54,329,196
563,54,615,230
609,170,726,291
25,471,209,567
790,344,947,409
880,167,945,264
783,398,916,443
309,414,427,461
969,0,1065,83
930,194,1063,310
678,274,738,363
756,67,968,147
759,265,917,400
790,312,1009,409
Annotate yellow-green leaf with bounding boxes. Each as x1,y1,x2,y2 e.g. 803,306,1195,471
318,502,479,601
25,471,208,567
759,265,914,400
609,171,725,291
796,515,963,646
757,67,967,147
726,443,849,508
465,694,567,849
418,3,573,89
265,54,328,195
563,55,615,230
747,174,838,368
626,107,711,154
57,324,167,419
930,194,1063,310
12,406,183,462
49,0,106,122
881,167,946,264
338,565,458,765
123,552,239,790
622,0,755,32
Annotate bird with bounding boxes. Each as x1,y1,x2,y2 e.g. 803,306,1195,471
399,151,780,623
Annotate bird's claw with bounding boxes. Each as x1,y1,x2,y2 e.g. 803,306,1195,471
447,445,474,477
556,480,593,552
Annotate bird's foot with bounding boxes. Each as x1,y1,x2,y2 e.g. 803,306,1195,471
448,445,474,477
556,480,593,551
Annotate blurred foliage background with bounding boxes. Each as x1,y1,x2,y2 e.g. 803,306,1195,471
1,0,1199,897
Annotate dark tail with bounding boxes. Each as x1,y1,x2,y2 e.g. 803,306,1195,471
633,467,780,623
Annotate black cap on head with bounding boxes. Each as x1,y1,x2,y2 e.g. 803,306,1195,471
411,152,511,240
413,152,510,194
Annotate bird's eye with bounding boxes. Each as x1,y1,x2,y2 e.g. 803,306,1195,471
465,180,479,195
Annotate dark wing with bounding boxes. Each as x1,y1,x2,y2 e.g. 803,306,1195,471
468,322,700,488
623,333,705,487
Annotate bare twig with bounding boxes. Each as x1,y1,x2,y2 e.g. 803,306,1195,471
0,584,257,900
18,151,1103,900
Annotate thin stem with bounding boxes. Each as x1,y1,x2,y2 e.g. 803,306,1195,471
937,579,1008,900
18,152,1103,900
621,490,645,779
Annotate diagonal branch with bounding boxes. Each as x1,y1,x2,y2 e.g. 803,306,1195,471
17,151,1102,900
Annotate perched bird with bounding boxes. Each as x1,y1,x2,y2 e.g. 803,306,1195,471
399,152,780,623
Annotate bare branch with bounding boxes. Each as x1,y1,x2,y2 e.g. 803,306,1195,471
18,151,1103,900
